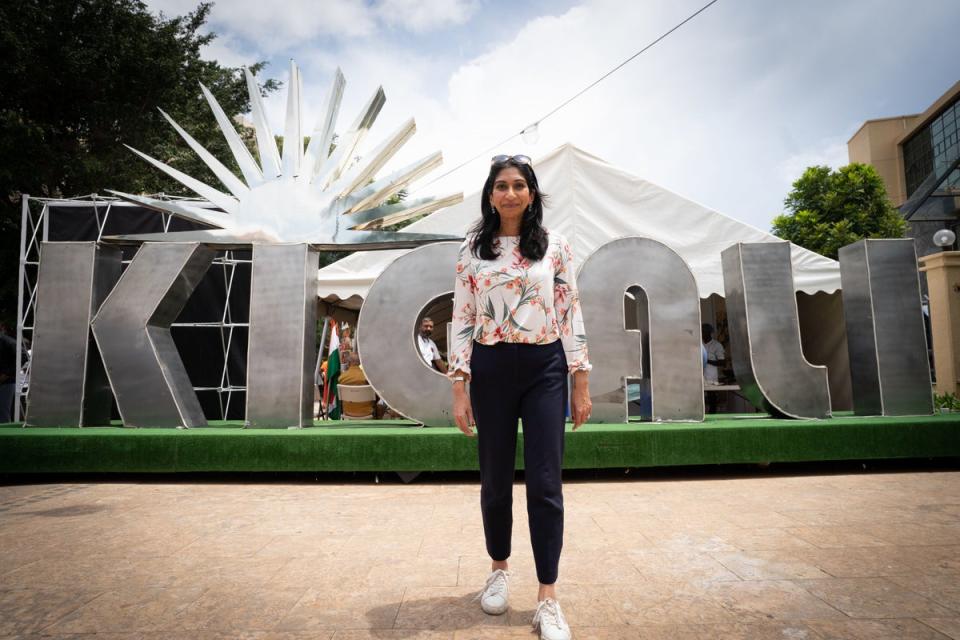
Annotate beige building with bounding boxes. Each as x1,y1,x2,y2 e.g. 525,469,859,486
848,114,922,206
848,80,960,255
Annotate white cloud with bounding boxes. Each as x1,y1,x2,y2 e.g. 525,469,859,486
146,0,960,232
779,135,854,184
394,0,960,229
148,0,480,56
201,33,262,68
146,0,377,53
218,0,376,51
375,0,479,33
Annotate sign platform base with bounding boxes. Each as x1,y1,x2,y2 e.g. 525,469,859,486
1,414,958,474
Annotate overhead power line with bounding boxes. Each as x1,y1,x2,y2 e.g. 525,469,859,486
415,0,720,192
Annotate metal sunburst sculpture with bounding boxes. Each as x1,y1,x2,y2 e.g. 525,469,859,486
107,61,463,249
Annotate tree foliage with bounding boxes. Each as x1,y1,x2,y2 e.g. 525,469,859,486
771,163,906,259
0,0,278,324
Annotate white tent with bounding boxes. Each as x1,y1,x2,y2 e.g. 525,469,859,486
316,143,841,308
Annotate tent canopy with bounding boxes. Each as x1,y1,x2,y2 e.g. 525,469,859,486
317,143,840,308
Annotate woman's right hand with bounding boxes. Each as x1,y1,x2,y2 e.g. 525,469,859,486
452,384,475,437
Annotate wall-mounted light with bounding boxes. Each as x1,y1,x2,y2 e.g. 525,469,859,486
933,228,956,251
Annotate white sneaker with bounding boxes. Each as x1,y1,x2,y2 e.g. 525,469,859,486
475,568,509,614
532,598,571,640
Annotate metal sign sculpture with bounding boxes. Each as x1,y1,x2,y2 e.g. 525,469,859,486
103,61,462,249
721,242,832,419
23,235,936,427
23,60,469,428
578,237,703,422
14,61,938,428
839,239,933,415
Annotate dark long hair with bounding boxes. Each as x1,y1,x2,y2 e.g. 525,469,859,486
469,158,549,261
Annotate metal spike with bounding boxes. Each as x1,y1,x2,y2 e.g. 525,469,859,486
301,68,345,182
100,229,281,248
344,193,463,230
123,146,239,213
314,86,386,189
199,82,264,188
106,190,233,229
158,108,249,198
331,118,416,199
341,151,443,215
244,67,282,178
100,228,460,250
281,60,302,179
328,229,463,251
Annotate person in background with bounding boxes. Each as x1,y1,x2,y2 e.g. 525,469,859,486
338,325,354,362
702,323,726,414
702,323,725,385
315,358,327,420
417,316,448,373
338,351,379,418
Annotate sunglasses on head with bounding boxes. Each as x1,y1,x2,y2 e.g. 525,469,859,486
491,154,532,166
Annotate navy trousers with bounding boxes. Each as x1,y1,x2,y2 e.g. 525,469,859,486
469,340,568,585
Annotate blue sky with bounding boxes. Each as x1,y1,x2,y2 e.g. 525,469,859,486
145,0,960,231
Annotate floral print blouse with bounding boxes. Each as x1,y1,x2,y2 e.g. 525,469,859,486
448,230,591,377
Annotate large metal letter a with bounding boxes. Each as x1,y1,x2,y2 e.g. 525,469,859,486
578,237,703,422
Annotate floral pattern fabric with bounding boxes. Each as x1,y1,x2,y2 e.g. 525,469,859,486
448,231,591,378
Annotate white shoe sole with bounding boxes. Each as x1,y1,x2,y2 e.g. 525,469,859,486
481,600,508,615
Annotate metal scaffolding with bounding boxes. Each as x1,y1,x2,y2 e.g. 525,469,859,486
15,194,248,422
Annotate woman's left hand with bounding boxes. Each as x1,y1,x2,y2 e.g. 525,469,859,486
571,371,592,430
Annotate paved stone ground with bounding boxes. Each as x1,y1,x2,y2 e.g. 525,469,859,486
1,467,959,639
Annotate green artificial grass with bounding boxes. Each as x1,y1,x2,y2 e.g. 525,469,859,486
1,413,958,473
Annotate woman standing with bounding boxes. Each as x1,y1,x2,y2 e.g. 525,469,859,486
449,155,591,640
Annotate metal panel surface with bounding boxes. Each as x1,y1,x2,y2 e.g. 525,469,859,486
25,242,122,426
91,243,215,427
357,242,460,426
839,239,933,415
578,237,704,422
246,244,319,427
721,242,831,419
838,241,882,414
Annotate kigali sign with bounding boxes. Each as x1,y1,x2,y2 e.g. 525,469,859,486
19,61,935,427
24,237,932,428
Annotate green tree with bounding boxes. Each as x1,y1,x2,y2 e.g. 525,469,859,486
0,0,279,325
772,163,906,259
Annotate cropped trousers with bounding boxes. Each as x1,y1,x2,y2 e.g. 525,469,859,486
469,340,568,585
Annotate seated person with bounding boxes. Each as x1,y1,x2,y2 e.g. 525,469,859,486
338,352,379,418
417,316,448,373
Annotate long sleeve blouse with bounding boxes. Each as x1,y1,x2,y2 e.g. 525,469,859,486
448,230,591,378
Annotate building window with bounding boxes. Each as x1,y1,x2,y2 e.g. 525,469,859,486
903,98,960,198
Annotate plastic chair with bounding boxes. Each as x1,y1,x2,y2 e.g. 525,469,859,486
337,384,377,420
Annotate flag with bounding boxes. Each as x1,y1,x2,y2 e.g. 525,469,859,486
323,320,341,419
